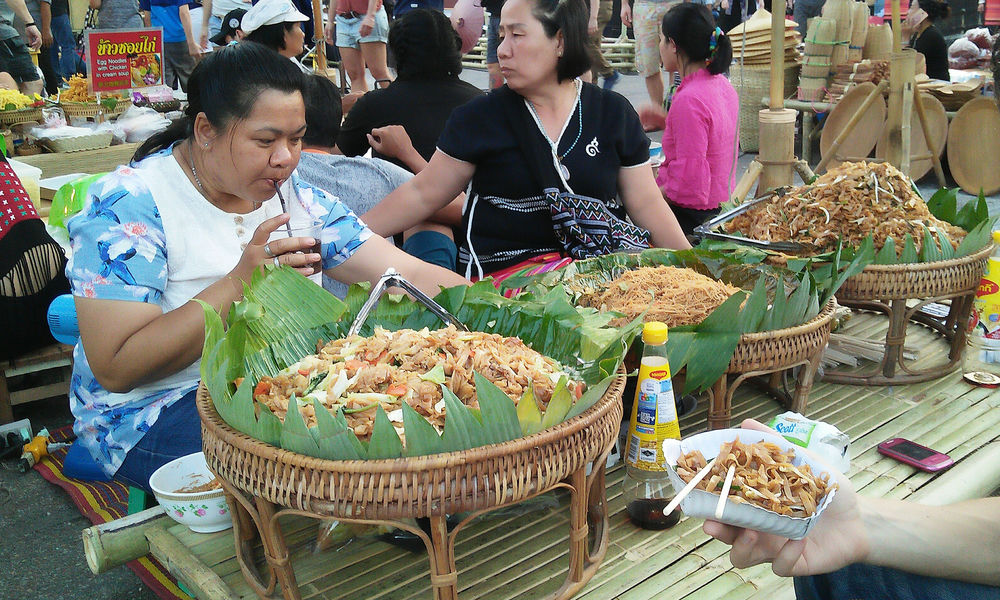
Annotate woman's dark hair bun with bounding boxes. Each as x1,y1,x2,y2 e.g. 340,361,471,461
661,3,732,75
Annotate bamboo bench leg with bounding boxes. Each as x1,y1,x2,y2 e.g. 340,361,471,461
427,515,459,600
257,498,301,600
708,377,730,430
883,298,908,379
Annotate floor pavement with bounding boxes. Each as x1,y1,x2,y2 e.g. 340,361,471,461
1,66,997,600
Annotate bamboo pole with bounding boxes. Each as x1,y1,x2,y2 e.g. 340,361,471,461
885,51,916,174
145,527,237,600
311,0,327,75
769,7,785,110
908,442,1000,505
815,80,889,173
81,506,170,574
757,108,797,193
890,0,902,53
912,91,947,187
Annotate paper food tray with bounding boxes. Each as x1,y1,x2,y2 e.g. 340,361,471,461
664,429,838,540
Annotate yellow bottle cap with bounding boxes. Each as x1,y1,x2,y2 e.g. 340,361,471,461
992,230,1000,244
642,321,668,344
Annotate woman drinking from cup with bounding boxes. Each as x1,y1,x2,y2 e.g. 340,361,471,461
65,42,466,490
362,0,690,284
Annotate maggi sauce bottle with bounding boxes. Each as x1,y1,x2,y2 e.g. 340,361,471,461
964,231,1000,387
623,322,681,530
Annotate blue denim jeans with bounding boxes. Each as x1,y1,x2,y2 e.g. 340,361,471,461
49,14,77,80
795,563,1000,600
115,388,202,493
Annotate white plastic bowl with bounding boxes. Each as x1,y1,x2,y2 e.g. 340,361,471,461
663,429,839,540
148,451,233,533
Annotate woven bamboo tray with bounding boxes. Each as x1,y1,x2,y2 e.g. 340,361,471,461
59,101,129,120
0,107,42,126
827,243,994,385
707,298,836,429
40,131,113,153
198,367,626,600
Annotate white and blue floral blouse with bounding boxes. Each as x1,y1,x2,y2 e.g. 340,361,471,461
66,146,372,477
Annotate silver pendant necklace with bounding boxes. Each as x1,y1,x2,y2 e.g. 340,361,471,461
525,80,582,181
188,141,209,197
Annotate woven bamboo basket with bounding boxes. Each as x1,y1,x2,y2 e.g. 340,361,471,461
804,17,837,62
732,63,800,152
198,368,626,599
801,56,833,79
60,101,129,119
848,2,870,63
822,0,855,71
864,24,892,60
706,299,836,429
828,244,994,385
0,107,42,126
837,244,993,302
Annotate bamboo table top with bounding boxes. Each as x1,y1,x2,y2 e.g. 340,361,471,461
149,309,1000,599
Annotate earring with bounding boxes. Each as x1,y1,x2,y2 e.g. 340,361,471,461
204,143,209,147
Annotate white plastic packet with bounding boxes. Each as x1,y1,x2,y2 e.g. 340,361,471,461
768,412,850,473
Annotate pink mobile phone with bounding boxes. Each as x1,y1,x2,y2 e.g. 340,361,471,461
877,438,954,472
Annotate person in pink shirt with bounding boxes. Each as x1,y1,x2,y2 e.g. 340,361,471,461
639,3,738,235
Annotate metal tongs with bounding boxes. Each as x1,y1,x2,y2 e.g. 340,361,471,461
692,190,813,254
348,268,469,336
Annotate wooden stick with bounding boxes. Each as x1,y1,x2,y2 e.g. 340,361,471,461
310,0,326,75
912,91,947,188
816,80,889,173
145,526,236,600
715,464,737,519
662,456,717,516
81,506,169,574
890,0,902,54
731,160,763,204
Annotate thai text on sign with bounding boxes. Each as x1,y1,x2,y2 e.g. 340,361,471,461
85,28,165,94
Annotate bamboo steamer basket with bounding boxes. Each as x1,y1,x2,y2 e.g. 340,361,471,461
804,17,837,60
848,2,870,62
798,75,828,102
864,24,892,60
822,0,854,71
802,56,833,79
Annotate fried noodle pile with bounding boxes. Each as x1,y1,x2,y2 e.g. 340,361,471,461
248,326,581,443
727,162,966,255
578,266,741,328
676,437,835,517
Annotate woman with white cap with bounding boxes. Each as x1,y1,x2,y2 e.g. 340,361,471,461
241,0,311,70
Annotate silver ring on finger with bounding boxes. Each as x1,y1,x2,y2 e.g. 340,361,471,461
273,256,280,267
263,242,276,258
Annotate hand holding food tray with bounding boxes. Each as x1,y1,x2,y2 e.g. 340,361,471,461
662,429,839,540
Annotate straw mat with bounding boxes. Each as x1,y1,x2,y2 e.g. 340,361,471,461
33,425,190,600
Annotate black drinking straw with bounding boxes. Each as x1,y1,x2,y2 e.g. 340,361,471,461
273,180,294,237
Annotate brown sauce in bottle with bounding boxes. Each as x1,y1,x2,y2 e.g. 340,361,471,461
626,498,681,530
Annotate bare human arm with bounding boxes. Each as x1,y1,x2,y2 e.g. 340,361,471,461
40,0,52,47
588,0,598,35
199,0,211,49
179,3,200,57
620,0,632,28
325,0,338,45
326,234,470,297
617,164,691,250
705,420,1000,587
359,0,379,36
76,215,317,393
89,0,101,8
361,150,474,237
140,10,151,26
366,125,464,226
7,0,42,50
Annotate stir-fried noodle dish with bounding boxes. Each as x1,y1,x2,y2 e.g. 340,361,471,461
577,265,741,328
248,326,583,443
676,437,835,517
727,162,966,255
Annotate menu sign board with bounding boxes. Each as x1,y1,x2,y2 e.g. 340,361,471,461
85,28,164,93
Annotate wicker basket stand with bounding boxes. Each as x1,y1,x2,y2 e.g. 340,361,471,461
198,369,626,600
825,244,993,385
707,298,836,429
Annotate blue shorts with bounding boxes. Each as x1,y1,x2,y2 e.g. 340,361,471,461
115,388,202,493
336,7,390,48
402,230,457,272
486,13,500,64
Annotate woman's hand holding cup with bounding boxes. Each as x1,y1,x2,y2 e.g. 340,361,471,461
231,213,322,282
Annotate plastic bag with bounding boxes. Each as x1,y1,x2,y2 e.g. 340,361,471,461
113,105,170,143
47,172,105,230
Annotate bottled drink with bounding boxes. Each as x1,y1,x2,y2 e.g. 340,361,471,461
963,231,1000,388
623,322,681,530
